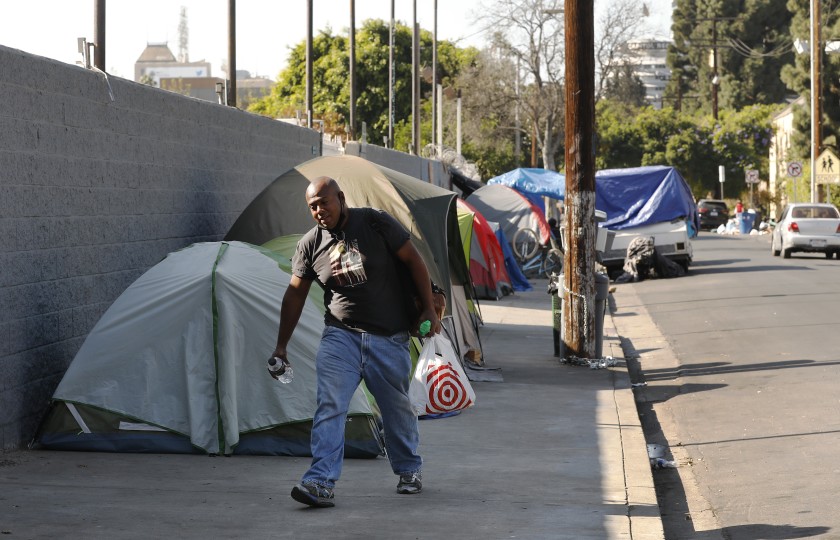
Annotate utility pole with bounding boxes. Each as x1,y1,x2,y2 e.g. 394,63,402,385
515,57,521,165
563,0,597,358
695,16,736,120
811,0,821,203
711,18,718,120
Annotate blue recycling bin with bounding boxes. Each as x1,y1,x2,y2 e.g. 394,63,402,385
738,212,755,234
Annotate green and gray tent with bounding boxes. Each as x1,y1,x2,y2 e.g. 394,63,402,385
36,241,383,457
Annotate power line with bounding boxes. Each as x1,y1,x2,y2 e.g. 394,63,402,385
727,37,794,58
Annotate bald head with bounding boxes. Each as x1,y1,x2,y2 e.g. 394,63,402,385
306,176,341,199
306,176,347,230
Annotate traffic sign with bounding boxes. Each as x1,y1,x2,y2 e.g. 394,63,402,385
787,161,803,178
815,149,840,185
745,169,759,184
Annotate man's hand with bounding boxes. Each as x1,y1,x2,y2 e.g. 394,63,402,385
414,307,442,337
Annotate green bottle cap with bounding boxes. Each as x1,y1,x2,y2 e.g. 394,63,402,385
419,320,431,336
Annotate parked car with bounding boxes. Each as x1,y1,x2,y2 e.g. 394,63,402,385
770,203,840,259
697,199,730,231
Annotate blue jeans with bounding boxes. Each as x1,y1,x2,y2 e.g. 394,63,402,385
301,325,422,488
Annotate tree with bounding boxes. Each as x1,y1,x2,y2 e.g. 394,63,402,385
602,62,647,106
450,48,522,177
248,19,476,150
594,0,651,101
595,99,780,197
476,0,566,170
666,0,793,116
782,0,840,156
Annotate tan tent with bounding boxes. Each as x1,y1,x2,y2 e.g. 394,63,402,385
225,155,483,365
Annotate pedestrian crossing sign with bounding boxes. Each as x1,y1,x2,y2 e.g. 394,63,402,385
816,149,840,184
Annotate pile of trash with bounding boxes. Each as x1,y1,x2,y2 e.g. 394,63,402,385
614,236,686,283
715,209,772,236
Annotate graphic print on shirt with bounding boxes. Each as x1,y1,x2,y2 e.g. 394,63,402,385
329,239,367,287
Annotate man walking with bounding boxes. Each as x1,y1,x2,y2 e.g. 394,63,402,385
272,176,441,508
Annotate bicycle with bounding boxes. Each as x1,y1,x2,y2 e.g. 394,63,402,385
512,227,563,278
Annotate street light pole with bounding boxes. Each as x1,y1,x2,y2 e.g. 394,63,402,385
349,0,356,140
227,0,236,107
94,0,105,70
388,0,395,148
306,0,313,128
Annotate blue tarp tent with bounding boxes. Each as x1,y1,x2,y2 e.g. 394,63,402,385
595,166,698,231
487,168,565,211
486,166,698,233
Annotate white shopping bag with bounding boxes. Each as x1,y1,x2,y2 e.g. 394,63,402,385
410,334,476,416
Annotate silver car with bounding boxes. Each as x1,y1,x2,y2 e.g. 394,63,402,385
771,203,840,259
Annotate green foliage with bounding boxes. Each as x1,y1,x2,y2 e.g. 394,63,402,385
602,63,647,107
461,140,518,181
666,0,793,116
783,0,840,157
249,19,478,146
595,99,782,198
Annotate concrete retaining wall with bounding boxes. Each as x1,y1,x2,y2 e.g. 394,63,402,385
0,45,320,449
345,142,451,190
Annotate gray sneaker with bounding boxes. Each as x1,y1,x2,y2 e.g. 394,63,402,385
396,472,422,494
291,482,335,507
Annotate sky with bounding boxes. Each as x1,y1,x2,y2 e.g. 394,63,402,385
1,1,673,82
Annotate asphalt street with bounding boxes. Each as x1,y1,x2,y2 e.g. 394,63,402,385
613,232,840,540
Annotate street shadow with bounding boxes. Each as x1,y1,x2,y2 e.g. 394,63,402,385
642,359,840,381
687,264,813,275
689,258,750,267
720,524,830,539
628,356,831,540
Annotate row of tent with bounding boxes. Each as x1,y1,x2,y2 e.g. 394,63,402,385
484,166,699,232
36,155,538,457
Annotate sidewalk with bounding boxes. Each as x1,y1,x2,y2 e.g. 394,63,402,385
0,284,663,540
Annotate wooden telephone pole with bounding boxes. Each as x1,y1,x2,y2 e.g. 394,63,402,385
562,0,597,358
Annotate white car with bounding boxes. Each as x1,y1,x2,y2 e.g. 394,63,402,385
771,203,840,259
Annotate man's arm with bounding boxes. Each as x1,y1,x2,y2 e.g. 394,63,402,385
394,239,442,335
272,274,313,360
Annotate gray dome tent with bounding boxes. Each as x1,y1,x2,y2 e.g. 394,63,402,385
36,241,382,456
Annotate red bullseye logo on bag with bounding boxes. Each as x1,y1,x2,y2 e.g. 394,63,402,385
410,334,476,417
423,363,473,414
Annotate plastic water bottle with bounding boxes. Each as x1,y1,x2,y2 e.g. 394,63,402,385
267,356,294,384
419,320,431,337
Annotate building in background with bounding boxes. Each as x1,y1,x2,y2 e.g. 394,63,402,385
134,42,213,87
768,96,805,218
618,36,672,109
134,43,272,107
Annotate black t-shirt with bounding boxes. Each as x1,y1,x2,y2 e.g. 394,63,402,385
292,207,412,335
